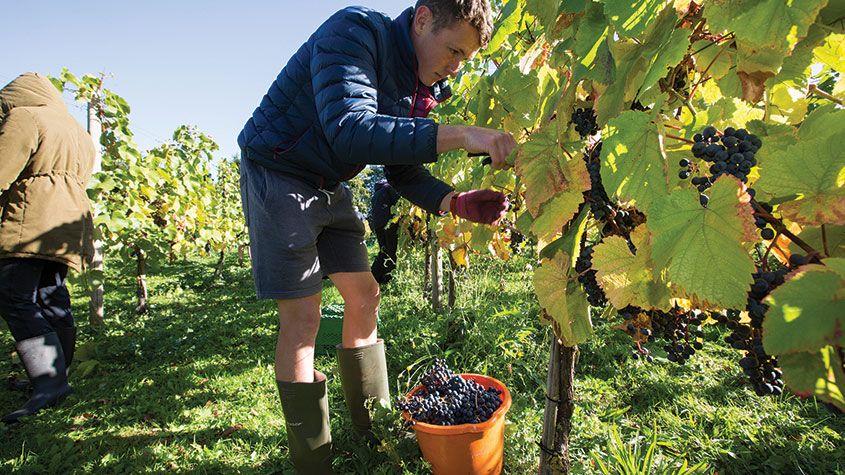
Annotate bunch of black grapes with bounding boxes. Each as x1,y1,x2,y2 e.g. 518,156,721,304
714,254,810,396
575,244,607,307
678,126,763,208
571,107,599,138
751,201,777,241
509,230,525,254
623,307,705,364
651,308,706,364
398,359,503,426
583,142,611,220
582,142,644,243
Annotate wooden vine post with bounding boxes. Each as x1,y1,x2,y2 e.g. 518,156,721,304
86,97,105,326
539,334,578,474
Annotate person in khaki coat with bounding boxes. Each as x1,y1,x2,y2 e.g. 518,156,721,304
0,72,96,423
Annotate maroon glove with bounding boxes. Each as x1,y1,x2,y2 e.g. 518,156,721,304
450,189,509,225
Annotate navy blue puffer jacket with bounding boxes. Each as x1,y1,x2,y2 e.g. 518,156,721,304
238,6,454,213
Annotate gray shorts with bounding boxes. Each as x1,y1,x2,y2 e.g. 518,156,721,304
239,155,370,299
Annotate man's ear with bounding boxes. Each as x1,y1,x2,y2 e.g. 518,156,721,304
414,5,433,35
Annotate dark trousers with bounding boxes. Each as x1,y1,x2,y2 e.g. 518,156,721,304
371,223,398,285
0,258,73,342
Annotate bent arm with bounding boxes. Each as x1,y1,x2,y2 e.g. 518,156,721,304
0,109,38,191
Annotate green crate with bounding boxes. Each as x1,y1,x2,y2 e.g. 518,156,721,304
314,304,380,353
315,304,345,353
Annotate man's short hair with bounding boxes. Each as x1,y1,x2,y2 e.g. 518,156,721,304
415,0,494,47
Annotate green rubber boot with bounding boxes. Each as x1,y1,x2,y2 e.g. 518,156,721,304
276,371,334,475
336,339,390,437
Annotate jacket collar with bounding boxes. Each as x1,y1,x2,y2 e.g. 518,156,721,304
393,7,452,103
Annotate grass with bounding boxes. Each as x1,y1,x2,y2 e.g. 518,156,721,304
0,246,843,474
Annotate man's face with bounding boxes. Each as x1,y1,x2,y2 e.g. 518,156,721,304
412,6,482,86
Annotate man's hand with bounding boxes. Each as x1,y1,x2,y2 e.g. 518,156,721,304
463,126,516,170
436,125,516,170
449,189,508,225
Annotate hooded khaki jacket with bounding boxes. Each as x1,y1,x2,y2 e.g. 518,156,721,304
0,73,96,271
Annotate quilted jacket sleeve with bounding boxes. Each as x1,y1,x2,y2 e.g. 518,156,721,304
0,108,38,192
384,164,452,214
310,12,439,166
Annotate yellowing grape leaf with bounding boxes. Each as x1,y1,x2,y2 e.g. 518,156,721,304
533,251,593,346
704,0,827,76
451,246,469,268
814,33,845,72
514,122,589,217
693,97,764,132
779,347,845,412
767,84,808,125
649,176,757,309
600,111,671,216
593,226,674,311
763,258,845,354
490,232,511,261
539,207,589,261
754,121,845,225
530,190,585,242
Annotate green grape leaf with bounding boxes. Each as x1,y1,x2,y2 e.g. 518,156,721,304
597,7,690,122
704,0,827,76
604,0,671,38
779,347,845,412
600,111,671,215
574,3,610,58
595,37,640,122
526,0,561,33
692,40,734,80
763,258,845,354
533,251,593,346
791,224,845,259
754,124,845,226
768,23,828,88
745,120,798,153
638,27,693,96
650,176,757,309
593,226,674,311
515,122,590,217
486,0,522,53
795,103,842,141
492,59,542,128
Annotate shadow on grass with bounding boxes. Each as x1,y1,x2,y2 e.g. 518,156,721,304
712,440,845,474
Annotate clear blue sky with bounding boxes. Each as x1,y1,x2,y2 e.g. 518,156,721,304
1,1,407,159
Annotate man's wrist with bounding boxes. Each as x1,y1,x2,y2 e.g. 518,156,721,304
439,191,457,214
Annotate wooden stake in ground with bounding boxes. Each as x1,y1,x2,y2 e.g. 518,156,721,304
539,335,577,474
134,247,149,315
87,99,105,326
429,233,443,311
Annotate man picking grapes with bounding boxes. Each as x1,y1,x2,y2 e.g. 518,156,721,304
237,0,513,472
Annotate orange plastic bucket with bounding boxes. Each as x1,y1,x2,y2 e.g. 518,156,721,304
401,374,512,475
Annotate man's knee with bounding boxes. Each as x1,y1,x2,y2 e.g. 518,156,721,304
276,296,322,340
348,280,380,315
